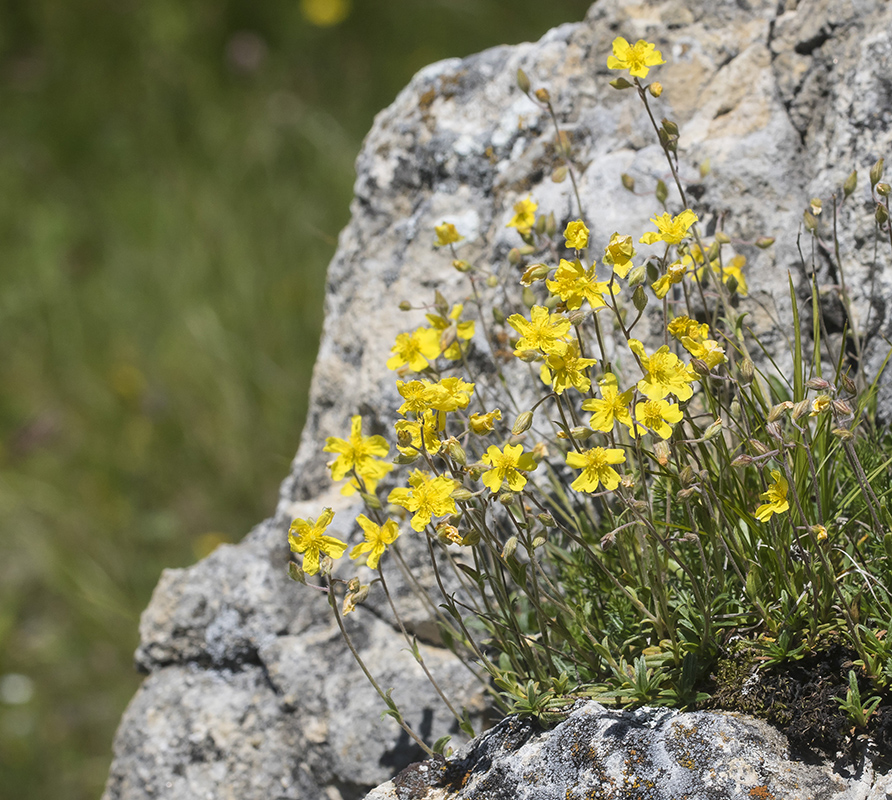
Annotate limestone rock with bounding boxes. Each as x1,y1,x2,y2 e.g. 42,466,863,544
364,701,892,800
105,0,892,797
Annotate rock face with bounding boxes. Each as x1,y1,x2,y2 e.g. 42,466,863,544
365,701,892,800
104,0,892,798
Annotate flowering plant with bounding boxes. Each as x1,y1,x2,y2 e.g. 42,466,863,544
286,37,892,751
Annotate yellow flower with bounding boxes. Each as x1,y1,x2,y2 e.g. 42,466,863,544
639,210,699,245
682,337,726,370
563,219,590,250
425,376,475,429
651,260,688,299
629,339,697,401
540,341,597,395
425,303,475,360
634,399,683,439
565,447,626,492
289,508,348,575
506,196,537,235
607,37,665,79
508,305,571,356
481,444,537,493
603,232,636,278
396,379,434,416
810,395,831,416
696,254,749,297
324,415,393,495
582,373,640,435
546,259,612,311
469,409,502,435
434,222,464,247
668,315,710,342
350,515,400,570
388,470,458,531
387,328,441,372
754,470,789,522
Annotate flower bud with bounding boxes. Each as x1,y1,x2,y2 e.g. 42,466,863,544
360,491,382,510
632,285,648,311
512,411,534,434
649,82,663,97
516,68,531,94
508,247,522,265
534,213,547,236
699,157,711,178
805,377,831,390
766,421,784,441
661,118,679,137
515,349,541,363
739,358,755,385
810,197,823,216
654,440,671,466
531,536,547,549
755,236,775,249
551,165,568,183
655,179,669,205
394,451,420,465
462,529,481,546
715,231,731,245
691,358,711,376
748,439,772,456
450,487,475,502
491,306,505,324
843,169,858,198
626,264,647,287
498,492,517,506
567,308,587,326
767,401,793,422
621,173,636,192
703,418,723,440
600,531,616,550
399,300,412,311
803,210,818,232
840,374,856,395
832,399,852,417
444,438,467,466
677,487,699,500
486,274,499,288
877,182,891,197
870,157,884,188
452,259,473,273
679,466,696,486
832,427,854,441
538,512,556,528
534,87,550,103
610,77,634,90
731,454,754,467
288,561,307,585
501,536,518,558
319,555,335,577
876,203,888,226
792,399,812,420
522,286,537,308
570,426,594,441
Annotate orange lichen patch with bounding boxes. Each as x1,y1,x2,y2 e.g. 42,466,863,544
749,786,776,800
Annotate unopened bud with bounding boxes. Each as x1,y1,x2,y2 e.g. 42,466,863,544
486,274,499,288
732,454,754,467
534,213,547,236
654,440,671,466
876,204,888,226
515,349,541,363
767,401,793,422
679,466,696,486
840,374,857,394
803,210,818,232
508,247,522,265
810,197,823,216
621,173,636,192
534,87,550,103
610,77,634,90
877,182,891,197
792,399,812,420
661,118,679,137
730,399,741,419
805,377,831,390
703,418,723,440
360,491,382,510
491,306,505,324
832,399,853,416
569,426,594,441
538,512,556,528
600,531,616,550
567,308,587,326
843,169,858,198
501,536,518,558
748,439,772,456
677,487,699,500
552,165,568,183
531,536,547,549
691,357,711,376
715,231,731,245
498,491,517,506
522,286,537,308
288,561,307,584
739,358,755,385
450,487,474,502
755,236,775,249
444,439,467,466
452,259,473,273
832,427,854,441
512,411,534,434
516,68,531,94
649,82,663,97
545,211,557,237
520,263,549,286
627,264,647,287
706,240,721,262
632,284,648,311
870,157,884,188
766,421,784,441
399,300,412,311
319,555,335,577
394,451,420,465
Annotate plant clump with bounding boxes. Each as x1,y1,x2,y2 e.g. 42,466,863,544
285,36,892,761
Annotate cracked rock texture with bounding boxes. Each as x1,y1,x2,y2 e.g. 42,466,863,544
365,702,892,800
104,0,892,797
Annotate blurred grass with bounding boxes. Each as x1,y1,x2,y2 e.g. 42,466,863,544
0,0,591,797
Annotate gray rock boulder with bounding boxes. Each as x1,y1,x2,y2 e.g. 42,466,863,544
364,701,892,800
104,0,892,797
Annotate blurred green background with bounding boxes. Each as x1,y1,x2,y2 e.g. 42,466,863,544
0,0,591,797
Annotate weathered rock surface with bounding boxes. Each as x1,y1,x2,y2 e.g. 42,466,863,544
104,0,892,797
365,701,892,800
